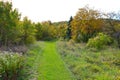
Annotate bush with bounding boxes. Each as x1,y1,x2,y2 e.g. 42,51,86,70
25,36,36,44
87,33,113,49
0,52,24,80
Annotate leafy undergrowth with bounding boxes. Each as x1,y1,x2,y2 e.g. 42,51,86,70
0,52,24,80
0,41,44,80
57,41,120,80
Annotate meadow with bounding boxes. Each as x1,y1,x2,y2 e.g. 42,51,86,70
57,41,120,80
0,40,120,80
0,1,120,80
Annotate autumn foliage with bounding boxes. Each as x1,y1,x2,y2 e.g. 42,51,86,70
71,6,103,42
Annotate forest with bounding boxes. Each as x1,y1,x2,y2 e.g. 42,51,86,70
0,1,120,80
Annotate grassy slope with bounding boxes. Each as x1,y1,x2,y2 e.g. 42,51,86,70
36,41,75,80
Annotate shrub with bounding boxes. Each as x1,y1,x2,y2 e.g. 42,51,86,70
0,52,24,80
87,33,113,49
25,36,36,44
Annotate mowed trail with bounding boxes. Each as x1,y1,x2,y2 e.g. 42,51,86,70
37,41,75,80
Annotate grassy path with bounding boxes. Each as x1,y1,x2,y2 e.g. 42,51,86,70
37,41,75,80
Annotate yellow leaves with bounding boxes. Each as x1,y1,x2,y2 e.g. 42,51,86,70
73,7,102,33
71,6,104,42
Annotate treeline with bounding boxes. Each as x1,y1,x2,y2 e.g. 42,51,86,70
36,6,120,48
35,21,67,41
0,1,120,48
70,6,120,48
0,1,68,46
0,1,36,46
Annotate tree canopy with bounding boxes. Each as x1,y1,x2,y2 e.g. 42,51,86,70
71,6,103,42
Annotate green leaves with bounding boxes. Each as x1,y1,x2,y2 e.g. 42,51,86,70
0,1,21,45
21,17,36,44
87,33,113,49
0,52,24,80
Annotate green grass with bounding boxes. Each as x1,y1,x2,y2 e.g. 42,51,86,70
57,41,120,80
38,41,75,80
25,41,75,80
1,41,119,80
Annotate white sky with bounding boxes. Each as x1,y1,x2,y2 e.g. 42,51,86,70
12,0,120,22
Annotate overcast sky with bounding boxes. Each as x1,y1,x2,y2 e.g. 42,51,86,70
12,0,120,22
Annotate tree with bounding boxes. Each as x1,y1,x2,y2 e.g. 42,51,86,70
66,16,73,40
21,17,36,44
0,1,21,46
35,22,43,40
40,21,53,40
57,23,67,39
71,6,103,42
105,12,120,48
